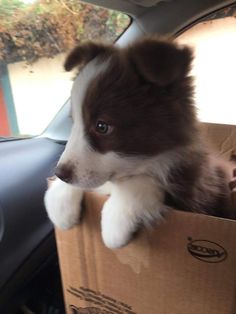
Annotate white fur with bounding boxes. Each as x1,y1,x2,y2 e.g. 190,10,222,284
44,178,83,230
101,176,165,248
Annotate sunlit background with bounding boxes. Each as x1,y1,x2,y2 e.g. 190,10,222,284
178,16,236,126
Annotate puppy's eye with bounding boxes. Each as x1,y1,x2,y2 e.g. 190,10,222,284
96,121,113,134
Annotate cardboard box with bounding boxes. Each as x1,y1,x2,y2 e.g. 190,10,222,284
55,123,236,314
201,122,236,160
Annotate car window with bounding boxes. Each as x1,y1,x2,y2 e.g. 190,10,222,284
0,0,130,138
177,5,236,126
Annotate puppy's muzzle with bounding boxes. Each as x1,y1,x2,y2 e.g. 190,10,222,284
55,164,73,183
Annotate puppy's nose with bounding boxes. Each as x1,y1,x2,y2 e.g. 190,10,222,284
55,165,73,183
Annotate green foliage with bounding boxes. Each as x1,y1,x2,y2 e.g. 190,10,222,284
0,0,130,64
0,0,25,16
0,0,25,26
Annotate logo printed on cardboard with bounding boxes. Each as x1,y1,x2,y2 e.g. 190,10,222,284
187,237,227,263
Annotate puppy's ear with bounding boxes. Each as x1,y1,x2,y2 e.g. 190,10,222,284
64,42,114,71
129,37,193,86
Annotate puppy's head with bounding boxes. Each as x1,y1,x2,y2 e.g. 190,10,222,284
56,37,196,189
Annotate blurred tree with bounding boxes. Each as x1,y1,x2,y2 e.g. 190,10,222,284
0,0,25,18
0,0,130,64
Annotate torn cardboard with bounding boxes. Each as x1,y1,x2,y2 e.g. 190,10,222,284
55,122,236,314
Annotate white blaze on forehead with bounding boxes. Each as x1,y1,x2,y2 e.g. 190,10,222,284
58,57,111,183
71,58,110,124
62,57,110,153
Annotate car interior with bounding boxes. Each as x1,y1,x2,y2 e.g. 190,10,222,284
0,0,235,313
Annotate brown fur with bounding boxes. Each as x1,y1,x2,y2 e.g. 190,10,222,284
81,38,197,155
165,150,234,219
64,41,115,71
64,36,235,219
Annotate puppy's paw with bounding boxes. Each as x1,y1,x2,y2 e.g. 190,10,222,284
101,198,137,249
44,179,83,230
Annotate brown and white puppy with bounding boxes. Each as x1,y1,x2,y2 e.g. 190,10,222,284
44,37,234,249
